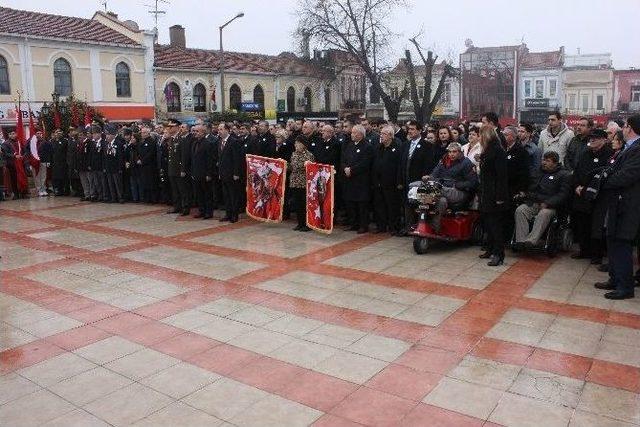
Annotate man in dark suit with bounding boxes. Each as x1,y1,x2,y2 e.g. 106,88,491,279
504,125,530,238
372,125,403,234
398,120,440,233
178,123,193,214
217,122,243,222
191,125,216,219
595,115,640,299
256,120,277,157
341,124,373,233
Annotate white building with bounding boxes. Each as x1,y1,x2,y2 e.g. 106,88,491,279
563,53,613,116
518,48,564,125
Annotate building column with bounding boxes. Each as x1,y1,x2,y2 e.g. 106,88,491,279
89,49,103,102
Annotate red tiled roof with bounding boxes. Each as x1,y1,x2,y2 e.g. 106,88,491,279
0,7,140,46
154,44,334,78
521,50,563,69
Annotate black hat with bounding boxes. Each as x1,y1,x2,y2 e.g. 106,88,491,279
104,123,118,135
121,127,133,136
166,118,182,127
76,126,87,134
588,129,608,140
90,125,102,134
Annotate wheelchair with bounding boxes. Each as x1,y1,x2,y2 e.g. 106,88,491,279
510,206,573,258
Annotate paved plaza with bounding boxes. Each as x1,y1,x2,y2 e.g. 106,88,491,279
1,198,639,426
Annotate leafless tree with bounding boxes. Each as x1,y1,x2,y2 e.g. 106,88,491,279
295,0,410,121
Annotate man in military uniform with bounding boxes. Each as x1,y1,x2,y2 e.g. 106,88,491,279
103,124,125,203
66,127,82,197
178,123,194,214
88,126,105,202
51,128,68,196
76,127,92,201
166,119,188,215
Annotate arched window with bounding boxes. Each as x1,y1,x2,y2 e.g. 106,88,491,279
303,87,312,112
286,86,295,113
115,62,131,97
253,85,264,109
53,58,72,96
165,82,181,112
324,88,331,111
229,84,241,111
193,83,206,112
0,55,9,94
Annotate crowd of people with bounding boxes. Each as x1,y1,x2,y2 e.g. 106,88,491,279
1,111,640,299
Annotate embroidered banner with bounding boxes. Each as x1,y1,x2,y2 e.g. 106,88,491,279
245,154,287,223
306,162,335,234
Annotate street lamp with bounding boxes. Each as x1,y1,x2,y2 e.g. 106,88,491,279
219,12,244,112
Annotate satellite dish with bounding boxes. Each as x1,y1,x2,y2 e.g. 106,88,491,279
464,39,474,48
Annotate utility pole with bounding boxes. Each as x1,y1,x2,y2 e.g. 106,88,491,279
219,12,244,112
145,0,169,33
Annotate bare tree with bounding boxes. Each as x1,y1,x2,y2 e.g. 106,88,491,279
295,0,410,121
403,36,458,124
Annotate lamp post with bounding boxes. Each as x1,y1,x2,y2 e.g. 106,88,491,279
219,12,244,112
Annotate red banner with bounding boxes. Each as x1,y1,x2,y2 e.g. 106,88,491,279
306,162,335,234
245,154,287,223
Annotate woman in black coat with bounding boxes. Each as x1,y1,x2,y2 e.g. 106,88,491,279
478,126,509,266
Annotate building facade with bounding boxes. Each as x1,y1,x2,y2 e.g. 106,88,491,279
563,53,613,120
518,48,564,125
612,69,640,118
0,7,155,127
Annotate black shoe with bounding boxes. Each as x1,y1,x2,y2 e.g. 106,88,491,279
604,291,634,300
219,217,231,222
571,252,589,259
293,225,301,231
590,258,602,265
347,226,359,231
478,251,491,259
193,213,204,218
357,228,368,234
181,209,190,216
119,199,126,204
166,209,179,214
203,215,212,220
594,281,615,290
372,227,387,234
299,226,311,232
487,254,504,266
230,217,238,223
598,263,609,272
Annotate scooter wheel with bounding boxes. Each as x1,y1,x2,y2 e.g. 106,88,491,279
413,236,429,254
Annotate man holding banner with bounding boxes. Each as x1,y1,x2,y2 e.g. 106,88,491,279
289,135,314,231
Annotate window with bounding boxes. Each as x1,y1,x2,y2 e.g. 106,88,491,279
549,79,557,98
418,85,424,99
286,86,295,113
581,94,589,112
303,87,312,112
193,83,206,112
523,79,532,98
0,55,9,94
53,58,72,96
229,84,241,111
253,85,264,109
324,88,331,111
569,94,577,110
535,80,544,98
390,87,399,100
115,62,130,97
165,82,181,112
369,85,380,104
596,94,604,111
631,85,640,102
441,83,451,105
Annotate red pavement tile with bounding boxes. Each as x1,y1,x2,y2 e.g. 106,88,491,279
365,364,441,401
373,319,433,344
586,360,640,393
118,321,184,346
151,331,220,359
456,300,510,322
513,297,563,316
187,344,261,376
281,370,360,413
471,338,534,366
44,325,111,351
419,330,481,354
66,303,123,323
559,304,609,323
526,348,593,380
231,356,308,393
133,300,189,320
331,387,417,427
91,312,153,334
312,414,366,427
439,314,496,336
395,345,462,375
608,311,640,330
0,340,65,374
400,403,484,427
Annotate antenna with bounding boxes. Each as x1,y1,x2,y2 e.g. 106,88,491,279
100,0,108,11
144,0,169,32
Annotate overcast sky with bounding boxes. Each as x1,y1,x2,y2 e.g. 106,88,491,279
4,0,640,68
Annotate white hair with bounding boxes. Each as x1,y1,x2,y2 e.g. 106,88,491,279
380,125,395,136
352,124,366,138
607,121,621,131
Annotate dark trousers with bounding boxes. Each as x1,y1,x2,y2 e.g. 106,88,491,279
179,176,192,210
130,174,142,202
100,172,110,201
105,172,123,202
374,187,401,232
346,200,369,230
221,178,240,220
169,176,184,211
572,210,597,257
292,187,306,227
608,236,634,295
195,178,214,216
483,211,505,257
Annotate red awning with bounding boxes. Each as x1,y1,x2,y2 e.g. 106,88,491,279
92,104,155,121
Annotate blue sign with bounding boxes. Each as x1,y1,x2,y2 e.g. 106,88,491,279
240,102,262,112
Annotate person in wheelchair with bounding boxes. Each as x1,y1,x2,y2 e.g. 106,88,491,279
513,151,571,249
423,142,478,232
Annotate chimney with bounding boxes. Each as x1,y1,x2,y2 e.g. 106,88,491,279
169,25,186,48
